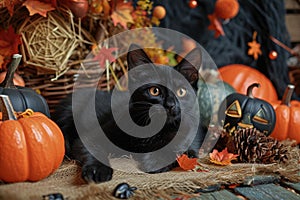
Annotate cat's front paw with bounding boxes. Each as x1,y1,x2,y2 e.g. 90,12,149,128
82,164,113,183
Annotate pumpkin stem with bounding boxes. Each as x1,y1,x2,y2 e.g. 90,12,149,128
246,83,260,98
281,84,295,106
0,54,22,88
0,95,17,120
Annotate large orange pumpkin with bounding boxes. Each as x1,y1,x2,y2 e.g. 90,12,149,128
218,64,278,102
270,84,300,143
0,95,65,183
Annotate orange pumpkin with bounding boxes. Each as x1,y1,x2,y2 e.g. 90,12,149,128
0,71,25,87
270,85,300,143
219,64,278,102
0,95,65,183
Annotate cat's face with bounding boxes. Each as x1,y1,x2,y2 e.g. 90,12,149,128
127,44,202,130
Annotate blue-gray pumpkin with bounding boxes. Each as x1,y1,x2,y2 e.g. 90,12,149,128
197,76,236,127
0,54,50,117
218,83,276,136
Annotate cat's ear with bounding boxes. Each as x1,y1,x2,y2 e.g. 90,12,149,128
127,44,154,70
175,47,202,85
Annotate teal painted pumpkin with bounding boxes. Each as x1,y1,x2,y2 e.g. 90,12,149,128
197,76,236,127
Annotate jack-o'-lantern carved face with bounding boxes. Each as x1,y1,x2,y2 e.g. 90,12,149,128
218,83,276,135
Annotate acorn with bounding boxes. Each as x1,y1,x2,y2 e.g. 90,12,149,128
59,0,89,18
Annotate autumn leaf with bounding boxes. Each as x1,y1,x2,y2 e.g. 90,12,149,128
208,14,225,38
209,148,238,166
248,40,262,60
0,55,4,70
3,0,22,16
111,0,134,29
93,46,118,68
0,26,22,57
23,0,55,17
177,154,199,171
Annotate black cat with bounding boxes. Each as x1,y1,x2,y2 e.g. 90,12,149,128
53,44,206,183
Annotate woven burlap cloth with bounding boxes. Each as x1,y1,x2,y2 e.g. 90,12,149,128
1,145,299,200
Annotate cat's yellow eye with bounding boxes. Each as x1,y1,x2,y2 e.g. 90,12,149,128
177,88,187,97
149,87,160,96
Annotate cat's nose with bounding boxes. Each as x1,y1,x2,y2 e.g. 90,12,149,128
168,105,177,115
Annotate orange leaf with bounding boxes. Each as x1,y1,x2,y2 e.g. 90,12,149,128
93,46,118,68
23,0,55,17
90,0,110,16
208,14,225,38
0,26,22,57
111,0,134,28
176,154,198,171
248,40,262,60
209,148,238,166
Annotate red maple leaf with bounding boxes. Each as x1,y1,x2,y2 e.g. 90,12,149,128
209,148,238,166
0,26,22,70
23,0,56,17
208,14,225,38
93,46,118,68
0,26,22,57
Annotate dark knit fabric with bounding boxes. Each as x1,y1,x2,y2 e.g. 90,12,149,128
151,0,295,99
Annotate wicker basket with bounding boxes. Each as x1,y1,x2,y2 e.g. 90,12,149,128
21,64,123,114
16,8,126,114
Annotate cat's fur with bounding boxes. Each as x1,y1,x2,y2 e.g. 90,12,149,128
53,44,206,183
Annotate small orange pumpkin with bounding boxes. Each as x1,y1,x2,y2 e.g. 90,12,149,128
218,64,278,102
0,71,25,87
0,95,65,183
270,84,300,143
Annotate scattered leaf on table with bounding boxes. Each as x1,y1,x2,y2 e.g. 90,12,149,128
208,14,225,38
111,0,134,28
209,148,238,166
176,154,198,171
93,46,118,68
0,26,22,57
23,0,55,17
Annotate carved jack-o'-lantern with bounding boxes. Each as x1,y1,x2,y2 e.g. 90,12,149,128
218,83,276,135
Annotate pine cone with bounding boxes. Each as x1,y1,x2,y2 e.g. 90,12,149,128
227,128,288,164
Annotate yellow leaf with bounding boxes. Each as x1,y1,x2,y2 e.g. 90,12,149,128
111,0,134,29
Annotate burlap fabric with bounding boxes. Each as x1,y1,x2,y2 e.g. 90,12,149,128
0,143,299,200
